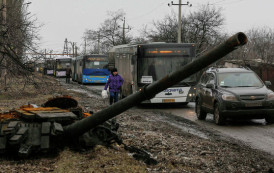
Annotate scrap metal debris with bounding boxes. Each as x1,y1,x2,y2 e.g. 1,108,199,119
0,95,121,157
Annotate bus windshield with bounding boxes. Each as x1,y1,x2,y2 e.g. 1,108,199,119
85,61,108,69
57,61,70,69
138,56,196,85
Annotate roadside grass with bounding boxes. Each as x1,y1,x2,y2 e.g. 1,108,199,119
0,72,63,111
54,146,148,173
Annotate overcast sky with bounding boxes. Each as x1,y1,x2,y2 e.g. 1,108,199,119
28,0,274,53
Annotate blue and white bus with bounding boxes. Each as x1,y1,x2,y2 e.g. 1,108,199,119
75,55,110,84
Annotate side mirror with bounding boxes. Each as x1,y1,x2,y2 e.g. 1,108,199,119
265,81,272,86
206,83,215,89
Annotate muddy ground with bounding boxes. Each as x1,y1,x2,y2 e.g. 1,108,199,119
0,74,274,173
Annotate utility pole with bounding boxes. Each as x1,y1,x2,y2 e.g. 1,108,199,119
63,38,69,56
69,42,75,57
168,1,191,43
72,42,75,57
122,17,130,44
49,50,53,59
84,37,87,55
75,45,78,57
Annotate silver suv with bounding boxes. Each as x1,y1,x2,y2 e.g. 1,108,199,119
195,67,274,125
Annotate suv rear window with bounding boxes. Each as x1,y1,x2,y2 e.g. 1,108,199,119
217,72,263,87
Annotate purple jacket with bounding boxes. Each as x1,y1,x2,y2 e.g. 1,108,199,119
104,74,124,92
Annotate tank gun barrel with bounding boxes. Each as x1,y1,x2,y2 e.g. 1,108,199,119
64,32,248,137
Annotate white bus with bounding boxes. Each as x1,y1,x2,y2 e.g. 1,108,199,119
54,56,72,77
108,43,197,104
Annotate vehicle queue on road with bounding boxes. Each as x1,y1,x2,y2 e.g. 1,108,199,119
32,42,274,126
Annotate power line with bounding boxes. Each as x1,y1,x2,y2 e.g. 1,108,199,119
188,0,248,9
26,53,74,56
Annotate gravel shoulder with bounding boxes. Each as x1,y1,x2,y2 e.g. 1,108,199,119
0,75,274,173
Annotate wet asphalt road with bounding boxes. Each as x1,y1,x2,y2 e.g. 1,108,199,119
69,81,274,156
158,103,274,156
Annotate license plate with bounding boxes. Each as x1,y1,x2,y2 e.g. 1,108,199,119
162,99,175,103
245,102,262,107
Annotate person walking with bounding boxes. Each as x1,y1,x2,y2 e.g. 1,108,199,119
104,68,124,105
65,64,71,83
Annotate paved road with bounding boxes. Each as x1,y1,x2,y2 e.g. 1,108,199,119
68,81,274,156
158,103,274,156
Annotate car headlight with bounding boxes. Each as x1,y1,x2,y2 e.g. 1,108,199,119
222,94,237,101
267,92,274,100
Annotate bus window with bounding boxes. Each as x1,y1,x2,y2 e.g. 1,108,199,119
138,56,192,83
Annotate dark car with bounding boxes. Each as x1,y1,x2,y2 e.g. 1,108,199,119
195,67,274,125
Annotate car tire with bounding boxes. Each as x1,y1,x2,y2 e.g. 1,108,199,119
214,103,225,125
265,115,274,124
196,99,207,120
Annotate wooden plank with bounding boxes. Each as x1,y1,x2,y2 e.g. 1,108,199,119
22,107,63,111
15,109,36,117
36,112,77,120
30,110,69,114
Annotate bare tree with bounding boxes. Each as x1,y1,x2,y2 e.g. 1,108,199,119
1,0,40,70
226,27,274,65
0,0,42,92
246,27,274,80
247,27,274,64
143,5,224,55
186,5,224,54
145,12,179,43
82,9,132,54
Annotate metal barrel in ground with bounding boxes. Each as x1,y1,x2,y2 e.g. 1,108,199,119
63,32,248,137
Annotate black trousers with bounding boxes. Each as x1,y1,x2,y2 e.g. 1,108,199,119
109,92,119,105
66,77,70,83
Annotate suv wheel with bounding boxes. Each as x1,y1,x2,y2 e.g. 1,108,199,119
196,99,207,120
265,115,274,124
214,103,225,125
